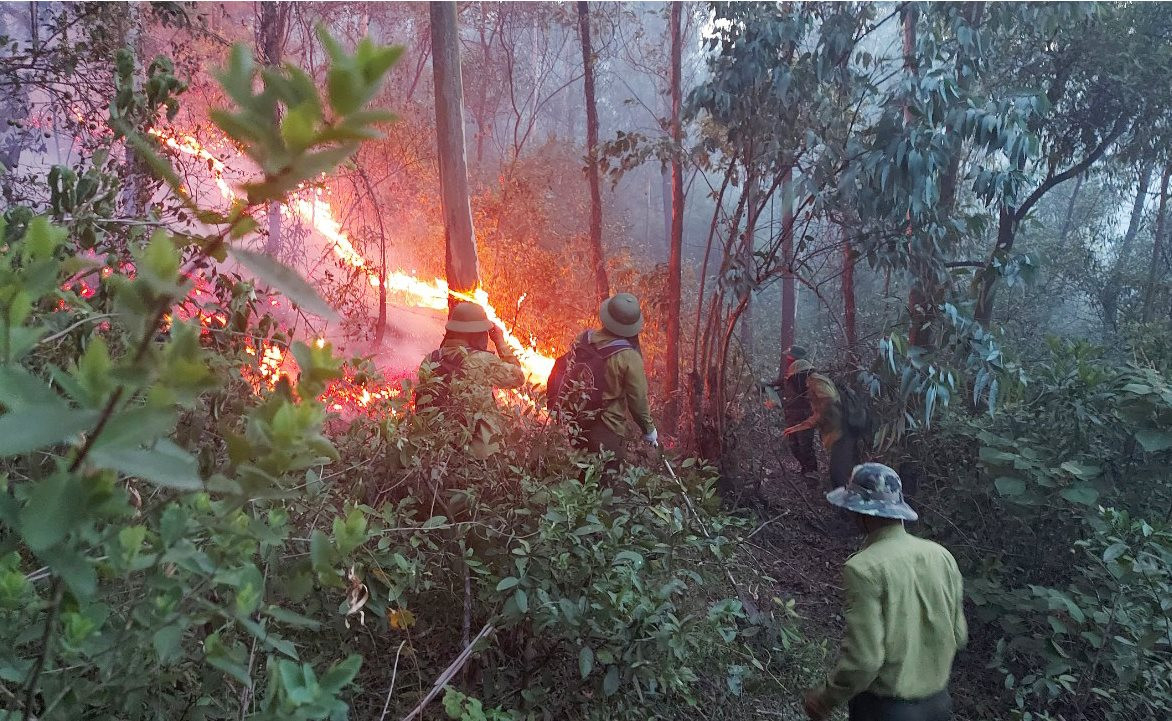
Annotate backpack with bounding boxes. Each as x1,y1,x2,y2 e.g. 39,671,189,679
546,331,631,419
414,347,466,410
834,376,873,437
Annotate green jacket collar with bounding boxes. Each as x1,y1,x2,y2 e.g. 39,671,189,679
863,522,906,548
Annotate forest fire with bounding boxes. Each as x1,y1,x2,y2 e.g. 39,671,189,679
150,127,556,406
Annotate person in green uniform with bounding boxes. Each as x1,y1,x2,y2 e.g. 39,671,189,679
568,293,658,466
802,463,967,721
416,301,525,459
782,358,858,488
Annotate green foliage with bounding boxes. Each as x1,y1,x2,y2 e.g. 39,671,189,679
0,30,398,720
907,337,1172,719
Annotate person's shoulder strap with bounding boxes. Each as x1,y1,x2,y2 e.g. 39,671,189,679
594,336,632,359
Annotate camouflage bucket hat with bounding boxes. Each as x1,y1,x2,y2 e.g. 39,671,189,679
784,358,814,380
826,462,919,521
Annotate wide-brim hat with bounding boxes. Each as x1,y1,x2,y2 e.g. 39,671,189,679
446,301,494,333
826,462,919,521
599,293,644,337
784,358,814,380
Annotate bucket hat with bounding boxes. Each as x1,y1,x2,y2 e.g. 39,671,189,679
599,293,644,337
446,301,494,333
826,462,918,521
784,358,814,380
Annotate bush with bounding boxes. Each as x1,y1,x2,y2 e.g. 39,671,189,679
0,34,795,721
906,337,1172,720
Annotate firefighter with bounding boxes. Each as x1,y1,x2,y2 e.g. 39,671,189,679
549,292,657,469
802,463,966,721
782,357,857,488
416,301,524,459
775,344,818,475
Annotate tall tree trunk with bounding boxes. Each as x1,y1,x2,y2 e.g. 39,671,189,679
577,1,609,301
974,207,1014,327
842,227,857,356
778,168,795,373
661,164,672,258
663,1,684,433
902,5,936,348
1142,164,1171,322
1103,163,1153,331
1057,174,1084,247
257,1,289,256
118,3,148,217
431,2,480,295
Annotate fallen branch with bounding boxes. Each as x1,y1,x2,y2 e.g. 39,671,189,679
398,622,495,721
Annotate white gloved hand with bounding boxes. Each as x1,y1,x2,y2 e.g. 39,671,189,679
643,428,659,448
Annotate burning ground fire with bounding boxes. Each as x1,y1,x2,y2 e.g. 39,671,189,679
148,127,556,411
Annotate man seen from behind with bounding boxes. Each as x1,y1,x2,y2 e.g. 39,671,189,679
803,463,967,721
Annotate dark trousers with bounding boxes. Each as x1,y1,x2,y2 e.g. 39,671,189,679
828,429,860,489
572,423,626,479
789,429,818,474
848,690,952,721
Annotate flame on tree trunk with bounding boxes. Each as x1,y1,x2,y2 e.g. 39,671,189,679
431,2,480,297
577,1,609,302
663,0,684,432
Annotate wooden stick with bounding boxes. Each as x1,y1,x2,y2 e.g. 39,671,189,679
398,622,494,721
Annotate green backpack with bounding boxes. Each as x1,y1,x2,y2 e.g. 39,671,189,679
835,377,873,436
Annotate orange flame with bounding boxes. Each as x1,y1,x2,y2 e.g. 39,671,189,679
150,127,556,391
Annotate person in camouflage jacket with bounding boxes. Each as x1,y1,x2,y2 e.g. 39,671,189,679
417,302,524,459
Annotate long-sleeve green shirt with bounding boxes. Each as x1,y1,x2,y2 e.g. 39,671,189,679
816,524,968,709
589,329,655,437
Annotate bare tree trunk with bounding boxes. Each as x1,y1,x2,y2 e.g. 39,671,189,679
577,1,609,301
661,164,672,258
842,227,857,356
778,168,795,371
1104,163,1153,331
431,2,480,295
1142,164,1171,322
258,1,289,256
663,0,684,433
118,3,148,217
901,5,936,349
1057,173,1084,247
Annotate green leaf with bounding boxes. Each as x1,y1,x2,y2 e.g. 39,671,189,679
89,439,203,491
994,477,1025,497
37,545,96,598
1134,429,1172,453
513,589,528,614
319,654,362,695
1102,542,1127,563
1059,485,1099,507
19,473,83,552
603,665,620,696
264,605,322,630
496,577,520,592
309,529,334,573
1059,461,1101,481
613,550,645,568
0,407,97,456
228,248,338,322
153,624,185,664
579,646,594,679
